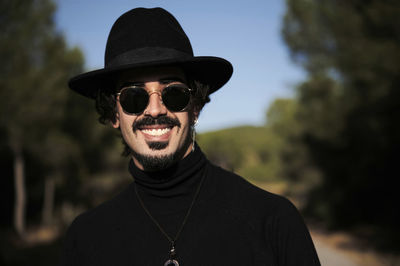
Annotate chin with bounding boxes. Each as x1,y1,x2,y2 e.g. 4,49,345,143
131,147,176,171
146,140,169,150
132,138,191,171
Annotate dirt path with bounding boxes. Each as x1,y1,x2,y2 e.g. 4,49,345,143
253,182,399,266
311,231,358,266
310,229,399,266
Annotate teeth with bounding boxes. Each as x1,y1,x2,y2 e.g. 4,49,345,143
141,128,171,136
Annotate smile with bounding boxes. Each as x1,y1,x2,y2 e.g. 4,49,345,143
141,127,171,136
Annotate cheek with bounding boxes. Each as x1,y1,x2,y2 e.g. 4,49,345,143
120,116,135,132
176,113,192,136
117,112,137,135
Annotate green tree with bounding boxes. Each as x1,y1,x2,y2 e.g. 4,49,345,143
283,0,400,245
266,98,321,198
198,126,282,182
0,0,83,237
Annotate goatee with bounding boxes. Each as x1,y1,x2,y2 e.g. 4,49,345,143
131,130,193,173
129,114,195,172
130,136,191,172
147,141,169,150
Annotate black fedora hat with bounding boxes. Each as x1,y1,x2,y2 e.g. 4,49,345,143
69,7,233,99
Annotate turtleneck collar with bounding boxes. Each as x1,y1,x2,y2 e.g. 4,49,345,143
128,143,207,198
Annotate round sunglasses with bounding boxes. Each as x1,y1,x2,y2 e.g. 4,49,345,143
116,84,193,114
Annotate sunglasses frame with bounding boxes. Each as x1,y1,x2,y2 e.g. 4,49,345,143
116,84,194,115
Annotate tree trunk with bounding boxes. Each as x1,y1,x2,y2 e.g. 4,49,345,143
41,176,55,226
13,144,26,239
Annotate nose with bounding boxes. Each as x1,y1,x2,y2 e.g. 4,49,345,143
144,90,167,117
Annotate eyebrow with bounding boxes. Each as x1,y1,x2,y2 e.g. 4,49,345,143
119,81,141,88
120,76,186,88
158,76,186,84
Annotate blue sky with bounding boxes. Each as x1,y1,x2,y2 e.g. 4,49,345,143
55,0,304,132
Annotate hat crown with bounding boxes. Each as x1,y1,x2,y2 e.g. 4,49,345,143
105,7,194,68
69,7,232,99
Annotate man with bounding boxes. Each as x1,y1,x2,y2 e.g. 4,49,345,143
62,7,320,266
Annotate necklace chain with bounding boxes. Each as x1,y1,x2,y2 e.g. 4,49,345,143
133,166,207,259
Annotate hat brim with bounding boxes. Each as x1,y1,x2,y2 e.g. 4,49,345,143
68,56,233,99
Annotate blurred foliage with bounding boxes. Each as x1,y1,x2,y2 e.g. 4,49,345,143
197,99,321,200
0,1,128,264
266,99,322,198
283,0,400,250
198,126,281,182
201,0,400,253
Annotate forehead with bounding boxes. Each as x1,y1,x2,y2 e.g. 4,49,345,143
116,66,186,87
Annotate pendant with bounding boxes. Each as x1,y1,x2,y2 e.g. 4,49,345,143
164,243,179,266
164,259,179,266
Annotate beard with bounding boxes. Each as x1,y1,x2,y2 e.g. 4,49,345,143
130,134,192,171
129,115,194,172
147,141,169,150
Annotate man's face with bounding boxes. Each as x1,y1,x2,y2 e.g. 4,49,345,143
113,66,196,171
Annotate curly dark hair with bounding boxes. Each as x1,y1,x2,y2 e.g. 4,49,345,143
95,77,210,156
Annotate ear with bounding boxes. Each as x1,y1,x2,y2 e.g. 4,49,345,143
194,112,199,123
112,112,120,128
191,110,199,127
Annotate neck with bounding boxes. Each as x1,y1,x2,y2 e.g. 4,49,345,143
128,143,207,214
129,143,205,189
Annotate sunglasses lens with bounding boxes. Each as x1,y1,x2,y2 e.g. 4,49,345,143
162,85,191,112
119,87,149,114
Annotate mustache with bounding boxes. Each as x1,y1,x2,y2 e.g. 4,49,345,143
132,116,181,130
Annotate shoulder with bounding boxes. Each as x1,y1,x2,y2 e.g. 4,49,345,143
60,184,137,264
206,163,314,244
67,183,134,234
207,163,295,217
207,164,320,265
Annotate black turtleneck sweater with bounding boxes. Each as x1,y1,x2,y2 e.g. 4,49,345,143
61,146,320,266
